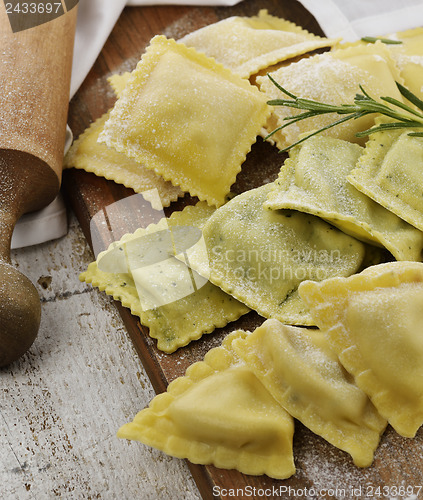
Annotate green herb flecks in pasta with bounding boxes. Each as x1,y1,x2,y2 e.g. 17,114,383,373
188,183,368,326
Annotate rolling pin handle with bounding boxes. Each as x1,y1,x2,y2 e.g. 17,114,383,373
0,262,41,367
0,5,77,366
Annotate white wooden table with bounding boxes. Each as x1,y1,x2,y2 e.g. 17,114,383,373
1,209,201,500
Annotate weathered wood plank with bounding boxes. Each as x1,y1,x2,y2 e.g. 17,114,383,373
0,214,200,499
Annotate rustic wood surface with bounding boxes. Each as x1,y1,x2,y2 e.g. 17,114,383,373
1,213,200,499
4,1,420,499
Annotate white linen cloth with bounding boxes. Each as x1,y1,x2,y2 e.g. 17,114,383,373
297,0,423,41
13,0,423,248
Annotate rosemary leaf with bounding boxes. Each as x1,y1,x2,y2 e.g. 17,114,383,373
277,112,366,153
266,76,423,152
296,99,355,114
264,110,326,141
267,73,297,98
267,99,306,109
358,85,373,99
396,82,423,112
356,121,423,137
380,95,423,119
361,36,403,45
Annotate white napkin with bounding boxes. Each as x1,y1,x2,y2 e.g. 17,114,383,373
11,126,73,249
13,0,423,248
297,0,423,41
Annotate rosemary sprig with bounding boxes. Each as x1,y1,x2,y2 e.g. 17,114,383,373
361,36,403,45
265,74,423,152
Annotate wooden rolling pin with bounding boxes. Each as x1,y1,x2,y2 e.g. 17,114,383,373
0,3,77,366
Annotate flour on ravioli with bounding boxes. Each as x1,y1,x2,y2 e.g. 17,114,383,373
187,183,367,325
99,35,271,207
258,42,403,150
117,330,296,479
265,135,423,261
299,261,423,438
80,203,249,352
179,9,338,78
233,319,386,467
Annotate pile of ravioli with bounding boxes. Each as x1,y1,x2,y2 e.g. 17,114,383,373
118,262,423,479
68,10,423,479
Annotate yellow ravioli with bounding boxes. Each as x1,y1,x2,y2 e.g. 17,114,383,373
386,28,423,100
117,330,296,479
179,9,338,78
80,203,249,353
187,183,367,326
338,28,423,101
348,119,423,232
299,261,423,438
99,35,271,207
233,319,386,467
265,135,423,261
258,42,403,151
64,112,184,207
107,72,131,98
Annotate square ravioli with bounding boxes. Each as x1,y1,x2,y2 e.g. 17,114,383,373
99,35,271,207
264,135,423,261
348,119,423,232
80,202,249,353
179,9,338,78
233,319,386,467
64,111,183,207
257,42,403,151
117,330,296,479
339,28,423,101
299,261,423,438
186,183,368,326
386,27,423,100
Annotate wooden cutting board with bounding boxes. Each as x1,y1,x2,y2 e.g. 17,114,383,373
64,1,423,498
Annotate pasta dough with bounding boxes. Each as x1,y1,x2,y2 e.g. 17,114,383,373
386,28,423,100
187,183,367,325
348,120,423,232
64,111,183,207
64,70,183,206
338,28,423,101
265,135,423,261
99,35,271,207
233,319,386,467
108,72,131,98
299,261,423,438
258,42,403,151
117,330,296,479
179,9,338,78
80,203,249,352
